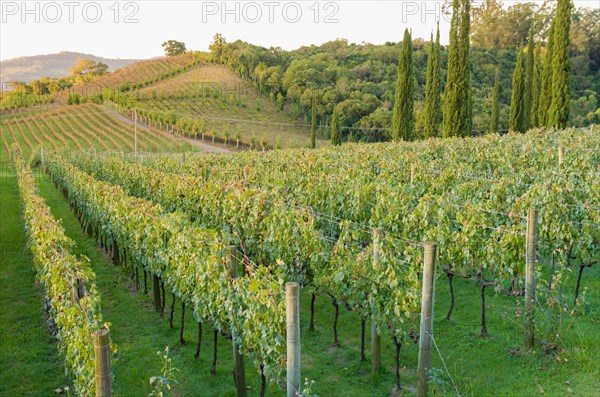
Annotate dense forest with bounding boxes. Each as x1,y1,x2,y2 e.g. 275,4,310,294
209,1,599,141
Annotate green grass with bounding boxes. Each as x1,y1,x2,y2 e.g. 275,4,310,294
0,154,69,395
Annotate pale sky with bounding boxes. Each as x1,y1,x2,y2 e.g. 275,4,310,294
1,0,598,61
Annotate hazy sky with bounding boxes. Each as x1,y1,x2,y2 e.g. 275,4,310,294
1,1,598,61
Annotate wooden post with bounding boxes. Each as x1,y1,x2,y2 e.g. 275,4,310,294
371,228,382,373
76,278,86,300
558,146,564,166
524,208,538,351
93,329,112,397
134,110,138,158
417,242,437,397
286,282,300,397
152,274,161,313
410,163,416,185
227,246,247,397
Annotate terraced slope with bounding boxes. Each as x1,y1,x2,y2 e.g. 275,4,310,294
58,53,201,101
134,64,324,149
0,103,191,161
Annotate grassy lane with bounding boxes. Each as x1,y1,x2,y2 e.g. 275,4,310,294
0,159,68,395
35,172,252,396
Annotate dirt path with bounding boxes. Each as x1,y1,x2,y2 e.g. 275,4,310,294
104,106,231,153
181,137,232,153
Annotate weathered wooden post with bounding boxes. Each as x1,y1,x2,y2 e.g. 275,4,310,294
558,146,564,166
417,242,437,397
93,329,112,397
410,163,416,185
286,282,300,397
524,208,538,351
371,228,382,373
227,246,247,397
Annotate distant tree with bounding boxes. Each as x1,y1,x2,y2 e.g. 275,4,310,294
330,106,342,146
310,95,317,149
69,59,108,76
523,26,535,131
509,45,526,132
490,68,500,133
471,0,552,50
67,92,82,105
276,92,285,111
30,80,49,96
424,25,442,138
548,0,572,129
391,29,414,141
162,40,187,57
443,0,472,137
209,34,227,63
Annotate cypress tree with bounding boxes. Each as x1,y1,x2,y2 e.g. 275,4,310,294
424,25,442,138
523,26,535,131
330,106,342,146
539,18,555,127
490,68,500,134
443,0,472,137
391,29,414,141
548,0,572,129
461,0,473,135
509,45,526,133
530,44,542,128
310,95,316,149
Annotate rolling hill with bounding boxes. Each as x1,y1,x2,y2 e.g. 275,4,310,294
0,51,140,87
131,64,326,149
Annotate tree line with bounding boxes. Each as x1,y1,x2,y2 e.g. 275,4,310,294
209,0,598,144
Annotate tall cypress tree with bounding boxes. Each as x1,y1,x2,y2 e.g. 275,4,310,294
548,0,572,129
490,68,500,134
461,0,473,135
443,0,472,137
310,95,316,149
424,25,442,138
509,45,526,133
530,44,542,128
391,29,414,141
523,26,535,131
539,18,555,127
330,106,342,146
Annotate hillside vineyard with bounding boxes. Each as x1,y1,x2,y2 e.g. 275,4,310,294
37,127,600,393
